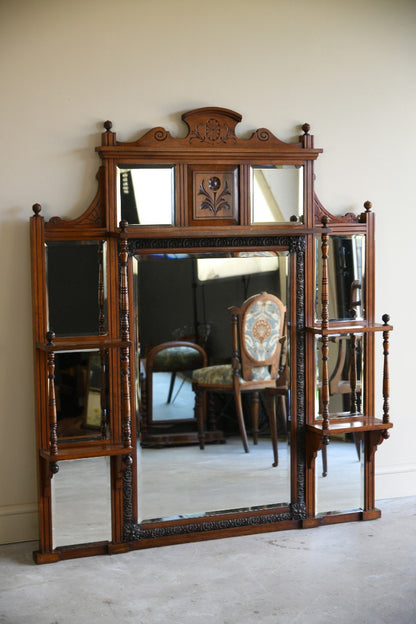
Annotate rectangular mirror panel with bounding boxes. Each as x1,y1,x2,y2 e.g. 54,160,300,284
135,251,291,521
46,241,107,337
117,166,174,225
51,457,111,548
316,435,364,515
315,234,365,321
251,165,303,223
315,334,364,420
138,439,290,522
54,350,109,442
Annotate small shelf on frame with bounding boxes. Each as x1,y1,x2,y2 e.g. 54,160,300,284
307,415,393,436
39,442,133,462
306,321,393,337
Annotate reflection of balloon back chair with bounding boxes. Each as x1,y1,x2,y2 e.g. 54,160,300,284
192,292,286,467
142,341,207,437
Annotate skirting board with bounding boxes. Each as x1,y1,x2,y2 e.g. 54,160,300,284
0,504,38,545
376,465,416,500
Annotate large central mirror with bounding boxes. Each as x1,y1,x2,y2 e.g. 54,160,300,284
134,250,292,522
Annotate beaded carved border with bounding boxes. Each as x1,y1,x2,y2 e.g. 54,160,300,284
124,235,306,541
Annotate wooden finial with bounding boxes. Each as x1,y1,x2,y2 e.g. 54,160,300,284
119,220,128,233
364,201,372,212
46,331,55,345
382,313,390,325
32,203,42,216
321,215,329,227
104,120,113,132
302,123,311,135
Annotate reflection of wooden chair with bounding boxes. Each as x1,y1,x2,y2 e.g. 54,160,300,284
192,292,286,467
143,341,207,430
320,335,362,476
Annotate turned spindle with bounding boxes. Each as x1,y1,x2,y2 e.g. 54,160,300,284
320,217,330,431
382,314,391,433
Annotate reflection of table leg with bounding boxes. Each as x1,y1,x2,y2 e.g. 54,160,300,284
166,372,176,403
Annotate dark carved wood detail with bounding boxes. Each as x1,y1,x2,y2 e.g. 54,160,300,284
46,331,58,461
123,235,306,538
130,235,302,254
294,242,306,507
119,228,132,448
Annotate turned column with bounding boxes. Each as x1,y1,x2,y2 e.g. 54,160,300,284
320,217,330,432
119,221,132,449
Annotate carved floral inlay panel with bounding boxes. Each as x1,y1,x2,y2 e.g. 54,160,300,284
192,169,238,222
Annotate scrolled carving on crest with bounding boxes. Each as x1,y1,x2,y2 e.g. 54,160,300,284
153,128,169,142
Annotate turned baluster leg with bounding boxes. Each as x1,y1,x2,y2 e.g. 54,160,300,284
320,219,330,432
382,314,391,437
320,219,330,475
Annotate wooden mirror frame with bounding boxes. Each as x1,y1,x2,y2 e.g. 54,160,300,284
30,107,392,563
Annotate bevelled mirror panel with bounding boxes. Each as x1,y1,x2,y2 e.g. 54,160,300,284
46,241,107,337
315,234,365,321
51,457,111,548
251,165,303,223
134,251,291,522
316,435,364,515
117,166,174,225
315,334,364,420
54,350,109,442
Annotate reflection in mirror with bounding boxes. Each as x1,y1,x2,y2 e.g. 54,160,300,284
54,350,109,442
51,457,111,548
315,334,364,420
46,241,107,337
117,166,174,225
316,435,363,515
134,251,291,522
315,234,365,321
251,165,303,223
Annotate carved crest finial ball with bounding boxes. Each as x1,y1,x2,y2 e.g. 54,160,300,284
321,215,329,227
32,203,42,216
302,123,311,135
382,313,390,325
104,120,113,132
364,201,372,212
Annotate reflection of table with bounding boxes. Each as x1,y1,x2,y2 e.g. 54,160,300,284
140,341,225,447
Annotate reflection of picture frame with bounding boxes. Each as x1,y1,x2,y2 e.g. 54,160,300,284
85,390,102,428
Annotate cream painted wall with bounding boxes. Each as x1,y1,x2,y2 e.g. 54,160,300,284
1,0,415,544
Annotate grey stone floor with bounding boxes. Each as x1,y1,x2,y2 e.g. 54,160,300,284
0,496,415,624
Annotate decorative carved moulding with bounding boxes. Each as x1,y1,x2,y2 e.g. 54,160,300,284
97,107,323,159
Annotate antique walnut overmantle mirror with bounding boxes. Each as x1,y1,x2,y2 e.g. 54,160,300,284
30,107,393,563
